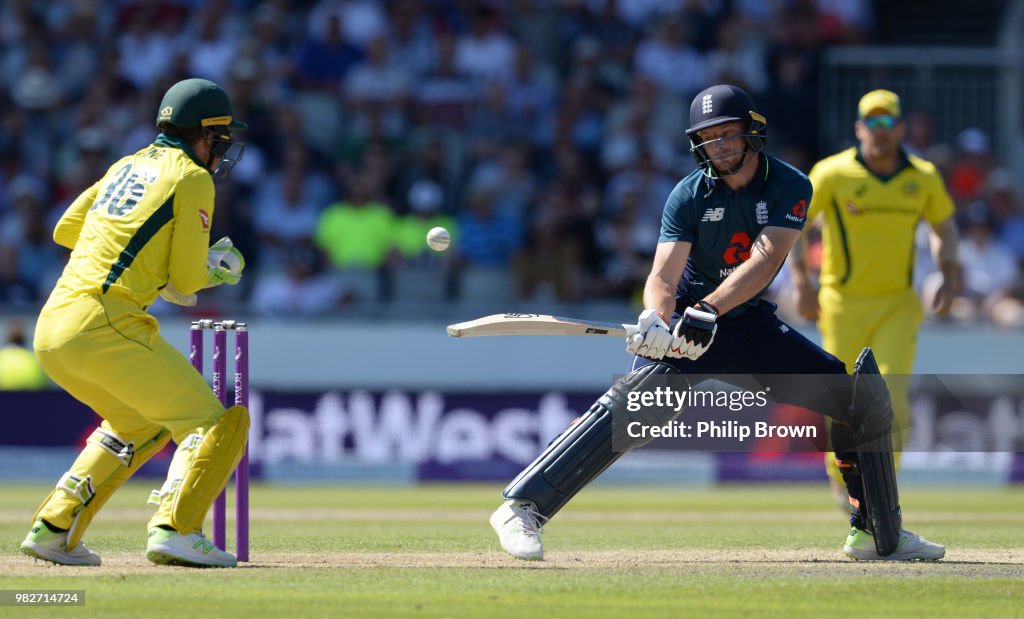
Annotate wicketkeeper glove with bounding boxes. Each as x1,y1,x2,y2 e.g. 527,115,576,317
205,236,245,288
159,282,197,307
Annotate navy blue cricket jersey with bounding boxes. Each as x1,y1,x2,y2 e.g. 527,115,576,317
659,154,811,317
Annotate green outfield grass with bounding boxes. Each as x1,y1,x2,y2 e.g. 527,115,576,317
1,483,1022,618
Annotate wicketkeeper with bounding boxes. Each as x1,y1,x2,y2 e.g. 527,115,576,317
20,79,249,568
488,84,945,563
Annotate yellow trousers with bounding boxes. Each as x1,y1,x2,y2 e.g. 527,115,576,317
33,294,224,530
820,286,922,484
35,294,223,441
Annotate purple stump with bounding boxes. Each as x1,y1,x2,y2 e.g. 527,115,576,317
189,322,203,375
234,326,249,562
212,324,228,551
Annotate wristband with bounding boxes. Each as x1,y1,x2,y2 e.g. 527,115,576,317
696,301,719,316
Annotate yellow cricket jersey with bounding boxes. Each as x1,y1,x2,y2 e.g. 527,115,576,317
807,147,954,296
46,135,214,311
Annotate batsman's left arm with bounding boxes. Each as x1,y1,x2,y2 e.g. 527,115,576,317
704,226,802,315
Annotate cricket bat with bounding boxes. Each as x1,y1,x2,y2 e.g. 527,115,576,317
447,313,639,338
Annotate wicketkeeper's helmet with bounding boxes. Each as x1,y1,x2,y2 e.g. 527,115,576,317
156,78,246,178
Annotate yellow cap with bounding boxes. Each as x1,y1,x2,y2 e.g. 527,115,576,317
858,89,901,118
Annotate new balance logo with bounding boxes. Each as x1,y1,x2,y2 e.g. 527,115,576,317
702,94,713,114
701,207,725,222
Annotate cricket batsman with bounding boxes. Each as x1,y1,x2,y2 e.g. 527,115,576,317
20,78,249,568
487,85,945,562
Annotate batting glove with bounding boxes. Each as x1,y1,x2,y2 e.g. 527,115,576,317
626,309,673,360
205,236,245,288
667,301,718,360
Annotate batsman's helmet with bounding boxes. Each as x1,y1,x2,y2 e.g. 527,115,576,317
156,78,246,178
685,84,766,176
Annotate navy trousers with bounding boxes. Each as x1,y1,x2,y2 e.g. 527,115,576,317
630,299,867,528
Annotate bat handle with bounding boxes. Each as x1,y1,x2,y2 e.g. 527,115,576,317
623,324,640,339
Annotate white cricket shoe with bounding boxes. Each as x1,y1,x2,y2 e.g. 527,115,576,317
20,520,101,566
489,499,546,561
146,528,237,567
843,528,945,561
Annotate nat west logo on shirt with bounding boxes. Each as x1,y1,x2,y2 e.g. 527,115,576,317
755,200,768,224
785,199,807,223
198,209,210,230
722,232,751,265
701,207,725,222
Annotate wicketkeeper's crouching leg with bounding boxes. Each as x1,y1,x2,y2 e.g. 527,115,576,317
490,362,686,560
833,348,943,561
145,405,249,567
21,424,172,566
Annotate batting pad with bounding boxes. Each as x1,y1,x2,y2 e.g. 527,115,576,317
148,405,249,535
503,362,683,519
850,347,902,556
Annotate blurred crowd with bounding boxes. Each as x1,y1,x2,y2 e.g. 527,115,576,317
0,0,1021,327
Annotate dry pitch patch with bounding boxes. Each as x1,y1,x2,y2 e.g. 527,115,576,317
4,549,1023,579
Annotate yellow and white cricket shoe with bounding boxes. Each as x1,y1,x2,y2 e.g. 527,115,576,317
489,500,546,561
146,527,237,567
21,519,101,566
843,528,945,561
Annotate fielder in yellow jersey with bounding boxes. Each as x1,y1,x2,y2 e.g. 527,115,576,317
790,90,961,509
20,79,250,568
